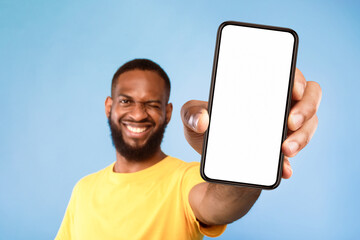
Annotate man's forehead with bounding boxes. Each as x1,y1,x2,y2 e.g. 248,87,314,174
114,70,167,100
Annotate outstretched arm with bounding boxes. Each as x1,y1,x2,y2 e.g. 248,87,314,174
181,69,322,225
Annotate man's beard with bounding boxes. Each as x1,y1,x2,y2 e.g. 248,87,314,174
108,113,167,162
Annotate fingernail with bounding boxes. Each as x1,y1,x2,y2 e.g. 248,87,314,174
291,114,304,128
288,142,299,154
188,113,201,130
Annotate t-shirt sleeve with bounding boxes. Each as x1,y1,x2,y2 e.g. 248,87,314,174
181,162,227,238
55,183,79,240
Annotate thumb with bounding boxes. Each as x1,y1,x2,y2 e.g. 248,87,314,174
187,109,209,133
181,100,209,133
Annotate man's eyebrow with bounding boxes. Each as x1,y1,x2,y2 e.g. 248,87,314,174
117,94,133,99
145,100,162,104
117,94,162,104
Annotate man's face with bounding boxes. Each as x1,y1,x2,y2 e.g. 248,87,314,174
106,69,172,161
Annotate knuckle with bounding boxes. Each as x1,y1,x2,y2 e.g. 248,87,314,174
296,132,310,149
309,81,322,96
296,73,307,86
311,115,319,133
295,68,306,80
181,101,194,116
300,132,311,147
305,134,311,146
314,115,319,125
310,81,321,89
182,100,194,109
302,101,317,118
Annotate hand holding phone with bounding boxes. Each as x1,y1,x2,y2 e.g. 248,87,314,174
201,21,299,189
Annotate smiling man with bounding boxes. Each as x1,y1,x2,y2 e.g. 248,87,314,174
106,67,172,169
55,59,321,240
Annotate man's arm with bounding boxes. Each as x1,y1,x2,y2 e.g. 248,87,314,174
181,69,322,225
189,182,261,225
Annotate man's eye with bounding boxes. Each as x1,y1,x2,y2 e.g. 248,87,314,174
120,99,130,104
148,104,161,109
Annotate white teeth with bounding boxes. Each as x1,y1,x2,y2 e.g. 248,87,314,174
126,125,147,133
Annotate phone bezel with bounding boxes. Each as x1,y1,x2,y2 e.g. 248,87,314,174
200,21,299,190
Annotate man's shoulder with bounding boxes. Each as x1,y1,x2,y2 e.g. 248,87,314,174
167,155,199,167
166,156,200,175
74,163,113,189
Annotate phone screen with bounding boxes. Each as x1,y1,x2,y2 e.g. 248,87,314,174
201,21,298,189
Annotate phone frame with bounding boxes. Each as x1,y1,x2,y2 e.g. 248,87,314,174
200,21,299,190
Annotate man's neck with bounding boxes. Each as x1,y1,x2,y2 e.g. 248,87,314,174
113,150,167,173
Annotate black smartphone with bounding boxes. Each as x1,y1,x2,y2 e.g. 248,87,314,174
201,21,299,189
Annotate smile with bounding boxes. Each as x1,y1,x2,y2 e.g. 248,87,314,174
121,121,153,138
126,125,148,133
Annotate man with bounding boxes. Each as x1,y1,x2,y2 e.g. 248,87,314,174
55,59,321,239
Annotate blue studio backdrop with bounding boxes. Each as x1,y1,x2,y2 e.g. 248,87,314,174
1,0,359,239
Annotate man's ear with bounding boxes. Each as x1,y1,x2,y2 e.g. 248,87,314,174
105,96,113,118
165,103,173,124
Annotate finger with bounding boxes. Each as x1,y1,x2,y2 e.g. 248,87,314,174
181,100,209,133
288,81,322,131
282,156,292,179
292,68,307,101
283,114,319,158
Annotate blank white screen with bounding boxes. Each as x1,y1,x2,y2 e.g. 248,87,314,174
204,24,295,187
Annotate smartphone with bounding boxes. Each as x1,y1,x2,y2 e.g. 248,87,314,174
201,21,299,189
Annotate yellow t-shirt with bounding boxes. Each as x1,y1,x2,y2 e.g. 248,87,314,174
55,156,226,240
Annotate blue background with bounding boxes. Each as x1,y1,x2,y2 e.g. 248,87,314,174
1,0,359,239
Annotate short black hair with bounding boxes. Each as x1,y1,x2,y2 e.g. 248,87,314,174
111,59,171,102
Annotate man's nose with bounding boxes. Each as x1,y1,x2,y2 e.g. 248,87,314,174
128,102,148,121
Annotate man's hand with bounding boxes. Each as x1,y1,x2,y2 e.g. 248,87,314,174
281,69,322,178
181,69,321,225
181,68,322,179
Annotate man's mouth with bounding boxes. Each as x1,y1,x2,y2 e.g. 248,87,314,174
121,121,153,139
126,125,148,133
